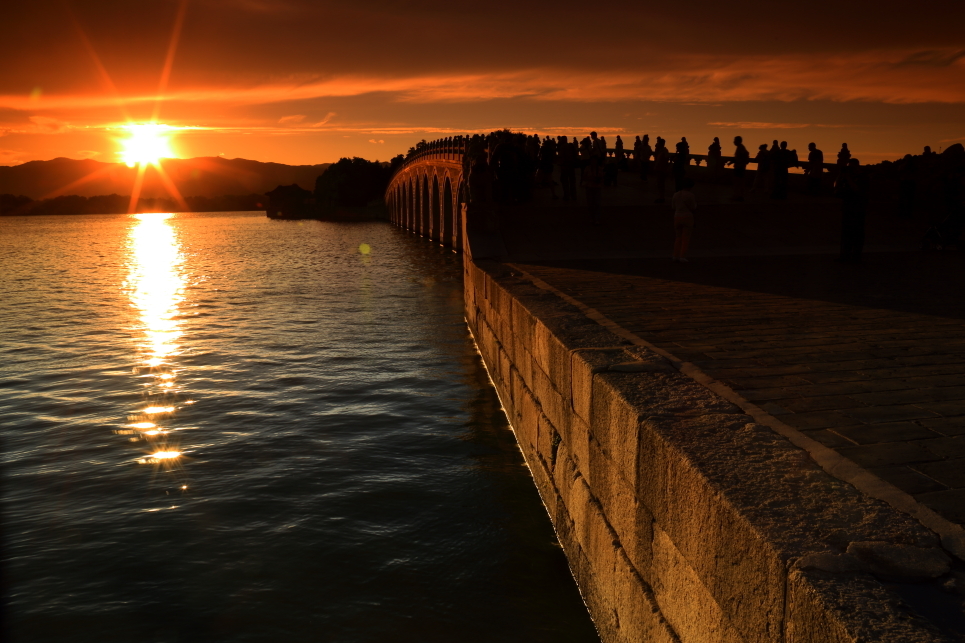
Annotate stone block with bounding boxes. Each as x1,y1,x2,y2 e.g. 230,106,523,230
836,421,940,445
846,541,951,580
867,465,947,494
609,548,680,643
532,362,569,439
471,263,488,305
488,279,512,320
553,445,579,509
650,526,746,643
528,451,557,518
513,342,535,393
572,349,626,424
536,411,559,469
562,414,591,480
516,379,540,454
511,297,536,352
493,312,514,362
496,343,511,390
569,476,620,590
916,488,965,523
836,441,936,468
534,320,573,401
785,569,949,643
637,422,787,643
589,435,654,575
509,366,523,415
909,458,965,488
591,374,643,488
475,317,495,367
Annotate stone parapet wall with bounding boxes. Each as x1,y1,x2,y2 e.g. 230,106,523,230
464,254,957,643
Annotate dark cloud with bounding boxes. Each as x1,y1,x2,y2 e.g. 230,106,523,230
2,0,963,94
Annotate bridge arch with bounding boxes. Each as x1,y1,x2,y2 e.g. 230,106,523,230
431,174,441,242
421,174,430,237
442,175,453,248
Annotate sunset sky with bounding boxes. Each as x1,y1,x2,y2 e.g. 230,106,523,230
3,0,964,167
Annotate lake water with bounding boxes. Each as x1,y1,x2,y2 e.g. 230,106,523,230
1,212,598,643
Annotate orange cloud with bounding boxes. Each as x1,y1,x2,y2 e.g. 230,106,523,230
1,47,961,116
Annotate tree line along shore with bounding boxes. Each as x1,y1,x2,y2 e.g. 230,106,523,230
0,156,400,218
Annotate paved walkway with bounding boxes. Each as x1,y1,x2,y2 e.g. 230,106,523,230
520,251,965,526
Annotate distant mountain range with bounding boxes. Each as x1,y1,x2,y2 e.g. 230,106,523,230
0,157,331,199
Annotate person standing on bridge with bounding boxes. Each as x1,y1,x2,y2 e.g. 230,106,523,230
708,137,722,181
726,136,750,201
640,134,653,183
749,144,770,195
673,137,690,191
653,137,670,203
590,131,606,160
806,142,824,195
672,178,697,262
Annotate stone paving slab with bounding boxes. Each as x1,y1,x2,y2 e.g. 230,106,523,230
520,251,965,526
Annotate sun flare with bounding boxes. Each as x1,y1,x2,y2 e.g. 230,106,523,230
120,123,177,167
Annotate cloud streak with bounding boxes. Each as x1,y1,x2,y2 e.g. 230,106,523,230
2,48,962,118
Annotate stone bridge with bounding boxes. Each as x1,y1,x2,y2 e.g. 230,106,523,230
384,137,965,643
385,137,468,251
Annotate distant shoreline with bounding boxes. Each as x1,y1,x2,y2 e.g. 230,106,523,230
1,192,267,217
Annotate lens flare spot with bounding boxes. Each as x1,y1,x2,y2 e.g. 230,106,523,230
359,243,371,255
152,451,181,460
128,422,157,430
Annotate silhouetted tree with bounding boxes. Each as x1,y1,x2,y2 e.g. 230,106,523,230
313,157,392,214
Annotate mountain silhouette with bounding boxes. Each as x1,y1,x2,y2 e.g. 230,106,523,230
0,157,331,200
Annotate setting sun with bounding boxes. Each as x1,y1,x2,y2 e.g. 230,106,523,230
120,123,177,167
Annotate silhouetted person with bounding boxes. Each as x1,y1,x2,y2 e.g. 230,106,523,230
640,134,653,181
923,145,934,156
632,135,643,169
806,142,824,195
708,137,722,180
653,137,670,203
771,141,790,200
836,143,851,166
672,177,697,262
589,131,605,160
727,136,750,201
750,144,769,194
582,156,605,224
673,137,690,191
835,158,868,263
615,135,627,170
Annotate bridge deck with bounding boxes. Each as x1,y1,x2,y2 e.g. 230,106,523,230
516,251,965,528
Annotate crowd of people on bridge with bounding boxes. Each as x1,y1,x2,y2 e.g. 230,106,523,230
459,129,902,205
404,129,963,262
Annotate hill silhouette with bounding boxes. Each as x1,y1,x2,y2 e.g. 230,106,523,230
0,157,331,200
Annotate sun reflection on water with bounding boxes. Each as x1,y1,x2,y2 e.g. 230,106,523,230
123,212,189,479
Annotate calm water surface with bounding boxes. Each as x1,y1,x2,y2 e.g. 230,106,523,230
1,212,598,642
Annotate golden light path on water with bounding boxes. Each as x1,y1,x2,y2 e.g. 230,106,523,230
124,213,188,472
